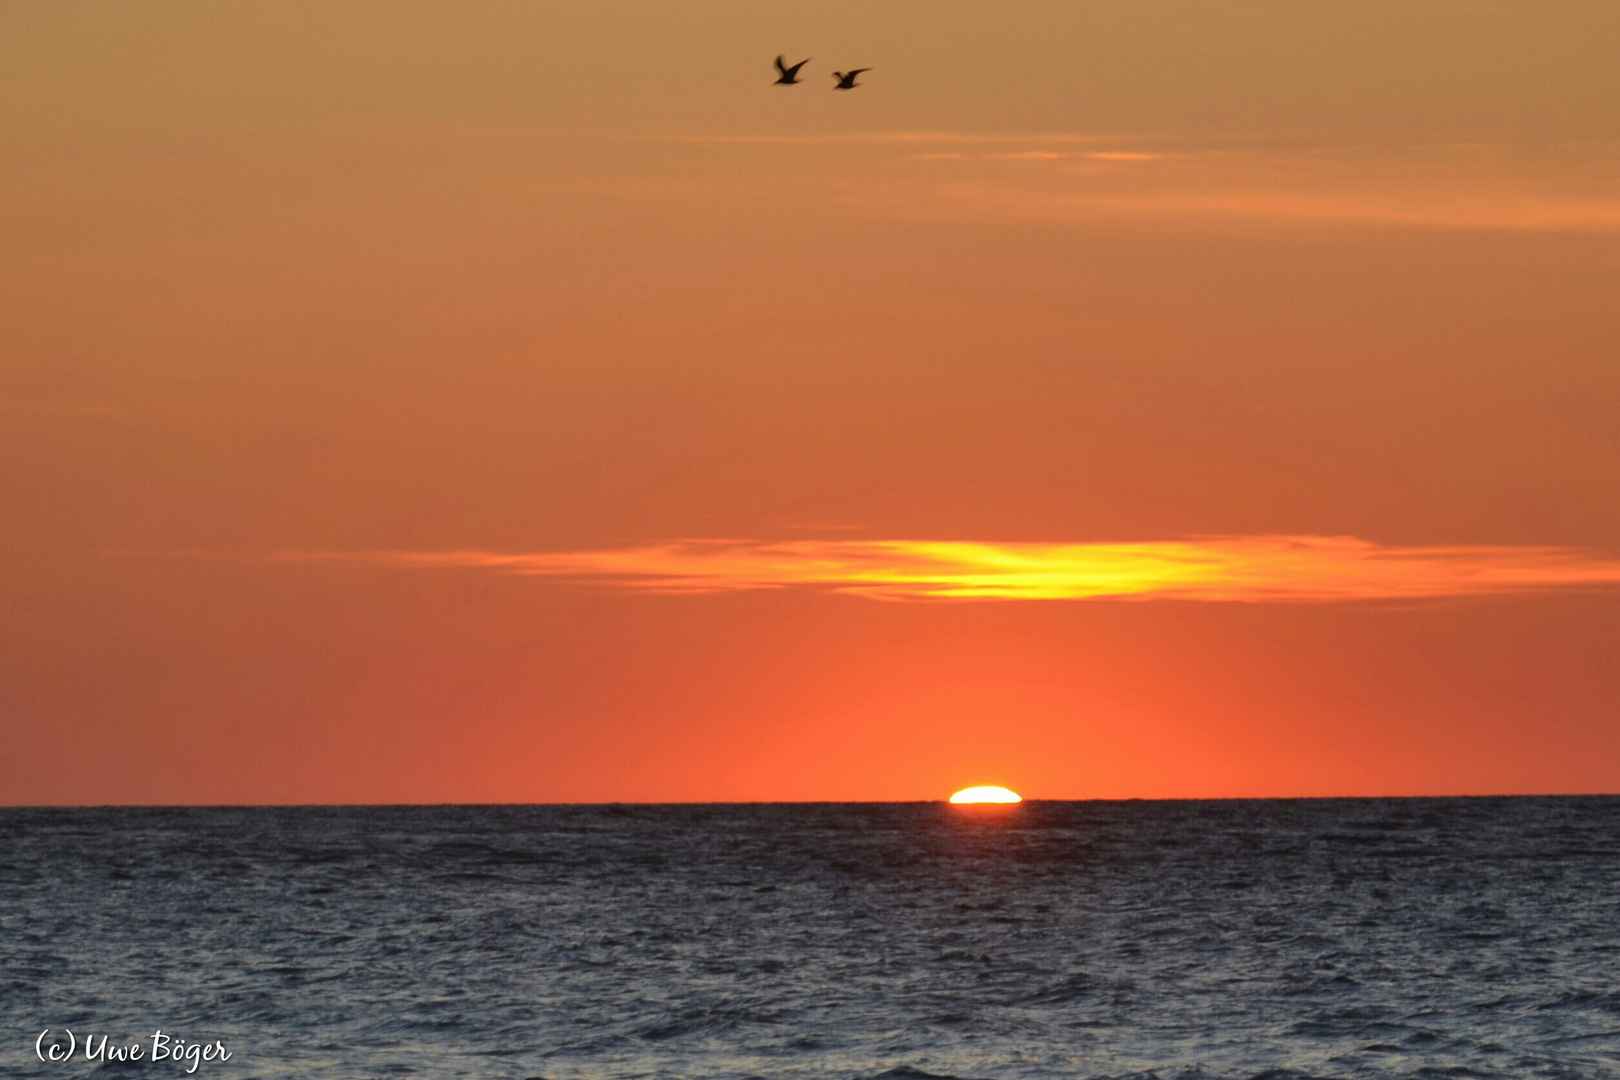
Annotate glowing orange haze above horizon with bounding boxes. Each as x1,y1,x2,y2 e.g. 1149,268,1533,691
3,2,1620,805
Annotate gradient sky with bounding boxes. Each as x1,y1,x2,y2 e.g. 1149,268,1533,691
4,2,1620,804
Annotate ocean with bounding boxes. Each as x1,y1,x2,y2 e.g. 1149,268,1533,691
4,798,1618,1079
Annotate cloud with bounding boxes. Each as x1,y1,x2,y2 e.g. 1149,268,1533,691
643,131,1125,147
260,536,1620,603
847,142,1620,234
978,150,1164,162
860,178,1620,234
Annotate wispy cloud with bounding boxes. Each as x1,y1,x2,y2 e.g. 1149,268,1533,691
641,131,1127,147
258,536,1620,603
979,150,1164,162
905,182,1620,233
853,142,1620,233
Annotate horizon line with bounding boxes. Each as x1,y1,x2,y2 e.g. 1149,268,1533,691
5,792,1618,811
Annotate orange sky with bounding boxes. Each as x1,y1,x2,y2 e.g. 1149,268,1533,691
3,3,1619,804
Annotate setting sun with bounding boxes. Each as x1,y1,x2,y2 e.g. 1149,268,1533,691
949,786,1023,804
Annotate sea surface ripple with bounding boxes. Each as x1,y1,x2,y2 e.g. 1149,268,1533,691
3,798,1618,1079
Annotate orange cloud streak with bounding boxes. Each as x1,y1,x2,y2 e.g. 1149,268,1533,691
265,536,1620,602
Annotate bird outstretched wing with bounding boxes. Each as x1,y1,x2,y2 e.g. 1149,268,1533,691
776,54,789,76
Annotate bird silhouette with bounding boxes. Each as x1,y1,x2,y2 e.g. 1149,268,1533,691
831,68,870,90
774,55,810,84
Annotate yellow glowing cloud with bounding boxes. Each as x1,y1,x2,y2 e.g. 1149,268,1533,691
265,536,1620,603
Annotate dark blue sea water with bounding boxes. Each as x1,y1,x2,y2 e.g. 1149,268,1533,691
3,798,1618,1079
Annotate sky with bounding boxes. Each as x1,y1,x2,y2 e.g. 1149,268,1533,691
3,2,1620,804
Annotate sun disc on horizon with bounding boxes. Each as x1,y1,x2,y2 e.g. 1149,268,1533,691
949,785,1022,805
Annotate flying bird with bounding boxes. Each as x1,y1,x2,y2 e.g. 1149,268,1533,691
774,55,810,84
832,68,870,90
